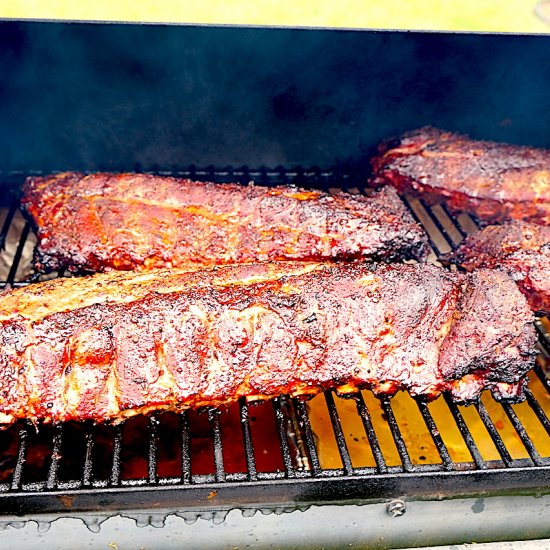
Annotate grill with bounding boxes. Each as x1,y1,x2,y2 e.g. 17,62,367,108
1,20,550,546
0,169,549,526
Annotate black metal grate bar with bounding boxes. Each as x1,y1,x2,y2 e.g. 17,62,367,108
535,364,550,394
46,423,63,490
324,391,354,475
272,398,296,478
109,424,123,486
239,399,258,481
292,398,322,476
0,201,17,251
439,203,469,240
280,397,311,471
148,415,159,484
415,399,454,470
500,403,543,466
6,221,30,285
10,423,30,490
455,212,481,237
443,395,486,469
82,423,95,487
474,401,514,467
524,387,550,437
535,320,550,356
380,397,415,472
402,196,445,256
353,392,387,473
418,198,460,250
209,409,226,483
179,411,191,484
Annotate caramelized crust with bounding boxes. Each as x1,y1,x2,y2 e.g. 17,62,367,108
0,262,536,425
21,172,428,272
371,127,550,225
444,222,550,314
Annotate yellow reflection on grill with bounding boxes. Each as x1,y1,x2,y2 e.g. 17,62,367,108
308,368,550,470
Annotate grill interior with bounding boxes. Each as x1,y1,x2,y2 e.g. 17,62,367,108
0,169,549,520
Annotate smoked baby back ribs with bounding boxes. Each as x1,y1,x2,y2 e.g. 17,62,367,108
444,221,550,314
371,127,550,225
21,172,428,272
0,262,536,425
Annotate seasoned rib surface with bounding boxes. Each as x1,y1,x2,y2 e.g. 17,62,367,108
444,222,550,314
0,262,536,425
21,172,428,272
371,127,550,225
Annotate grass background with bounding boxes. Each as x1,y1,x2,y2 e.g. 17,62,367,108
1,0,549,33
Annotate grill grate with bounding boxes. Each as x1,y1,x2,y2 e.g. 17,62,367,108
0,169,549,517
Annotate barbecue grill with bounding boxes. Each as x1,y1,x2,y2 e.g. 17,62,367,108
0,20,549,549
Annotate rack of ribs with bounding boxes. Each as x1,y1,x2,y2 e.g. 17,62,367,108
370,127,550,225
0,262,536,425
444,221,550,314
21,172,429,273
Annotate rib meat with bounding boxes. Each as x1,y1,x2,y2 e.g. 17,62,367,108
21,172,428,272
0,262,536,425
444,221,550,314
371,127,550,225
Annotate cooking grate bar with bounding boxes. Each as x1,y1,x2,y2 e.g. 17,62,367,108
238,399,258,481
82,423,95,487
402,197,445,256
271,398,296,478
324,391,354,475
474,401,513,467
443,394,486,469
535,321,550,356
46,423,63,489
0,202,17,250
418,198,460,250
179,411,191,484
281,398,311,471
148,415,159,484
209,409,226,483
439,203,469,239
353,392,387,473
6,222,30,285
415,399,454,470
535,364,550,394
109,424,123,486
131,166,350,187
10,423,29,490
380,397,415,472
523,387,550,437
429,205,465,247
500,403,543,466
292,398,322,476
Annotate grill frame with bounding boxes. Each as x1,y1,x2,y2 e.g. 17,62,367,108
0,169,549,518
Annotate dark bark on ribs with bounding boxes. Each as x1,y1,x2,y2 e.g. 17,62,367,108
443,221,550,314
21,172,428,272
0,262,536,425
370,127,550,225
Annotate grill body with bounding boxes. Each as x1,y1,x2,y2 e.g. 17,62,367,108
0,170,549,533
0,20,549,547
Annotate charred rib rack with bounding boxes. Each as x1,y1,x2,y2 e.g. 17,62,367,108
443,221,550,314
21,172,429,272
0,261,537,425
371,127,550,225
